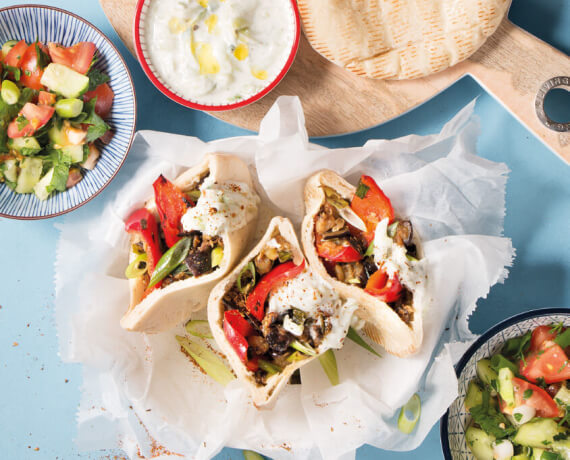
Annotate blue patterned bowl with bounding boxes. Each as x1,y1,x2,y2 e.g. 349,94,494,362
0,5,136,219
440,308,570,459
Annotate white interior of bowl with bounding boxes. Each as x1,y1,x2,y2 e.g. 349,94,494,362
137,0,297,107
447,313,570,459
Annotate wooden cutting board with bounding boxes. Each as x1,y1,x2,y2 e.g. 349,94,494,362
100,0,570,163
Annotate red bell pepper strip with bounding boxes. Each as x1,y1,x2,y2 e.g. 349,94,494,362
125,208,163,279
350,175,394,243
246,260,306,321
153,175,193,248
520,342,570,384
316,235,362,263
365,269,403,303
223,310,252,363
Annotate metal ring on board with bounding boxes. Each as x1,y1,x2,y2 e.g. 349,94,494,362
535,76,570,132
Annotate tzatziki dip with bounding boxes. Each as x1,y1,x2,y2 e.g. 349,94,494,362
144,0,296,105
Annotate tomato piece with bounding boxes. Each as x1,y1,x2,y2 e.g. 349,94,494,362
7,103,55,138
365,270,403,303
223,310,252,363
350,175,394,241
152,175,193,248
316,235,362,263
520,342,570,384
246,260,306,321
18,44,46,90
38,91,56,106
530,325,558,351
510,377,562,418
48,41,96,74
4,40,27,67
7,119,35,138
83,82,114,118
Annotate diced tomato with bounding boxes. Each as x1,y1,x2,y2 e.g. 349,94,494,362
152,175,193,248
520,342,570,384
316,235,362,263
246,260,306,321
18,43,47,90
38,91,56,106
350,175,394,242
365,270,403,303
4,40,27,67
48,41,96,74
7,103,55,138
510,377,562,418
83,82,114,118
530,325,558,351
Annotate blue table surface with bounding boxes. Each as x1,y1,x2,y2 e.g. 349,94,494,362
0,1,568,459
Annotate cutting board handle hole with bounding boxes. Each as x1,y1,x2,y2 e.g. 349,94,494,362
535,77,570,132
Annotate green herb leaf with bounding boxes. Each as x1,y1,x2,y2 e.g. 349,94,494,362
554,432,569,441
536,377,547,389
490,354,518,375
551,322,565,334
82,98,110,142
523,389,533,400
3,64,21,81
514,412,522,422
16,115,28,131
87,68,110,92
502,330,532,362
555,329,570,349
355,180,369,199
35,43,50,70
469,403,515,439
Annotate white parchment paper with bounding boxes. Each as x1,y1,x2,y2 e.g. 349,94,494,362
55,96,514,460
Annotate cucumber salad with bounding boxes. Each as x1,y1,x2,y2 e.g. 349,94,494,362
0,39,114,200
465,324,570,460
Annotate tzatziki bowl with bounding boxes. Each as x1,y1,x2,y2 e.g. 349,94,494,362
134,0,300,111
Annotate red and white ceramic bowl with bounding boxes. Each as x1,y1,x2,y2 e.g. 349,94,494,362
134,0,300,112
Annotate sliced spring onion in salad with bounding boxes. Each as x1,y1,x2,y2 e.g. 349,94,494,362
398,393,421,434
176,335,235,386
185,320,213,339
318,349,339,386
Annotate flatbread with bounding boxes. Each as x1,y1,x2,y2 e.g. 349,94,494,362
302,170,423,357
121,154,259,333
298,0,511,80
208,217,316,409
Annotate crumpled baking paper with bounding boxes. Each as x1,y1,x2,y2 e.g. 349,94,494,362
55,96,514,460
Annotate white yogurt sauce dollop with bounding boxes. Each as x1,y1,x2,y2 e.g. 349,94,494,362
145,0,295,105
267,269,358,351
180,176,259,235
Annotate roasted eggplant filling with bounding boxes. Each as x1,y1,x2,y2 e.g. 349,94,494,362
221,235,335,385
125,172,225,294
313,176,420,326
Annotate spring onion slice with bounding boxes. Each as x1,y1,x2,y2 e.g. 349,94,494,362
243,451,264,460
185,320,213,339
286,351,307,363
290,340,316,356
347,327,382,358
125,253,148,279
258,359,282,375
398,393,421,434
237,261,256,293
364,242,374,257
176,335,235,386
318,349,339,386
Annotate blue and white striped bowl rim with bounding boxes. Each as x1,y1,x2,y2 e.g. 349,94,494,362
440,308,570,459
0,4,136,219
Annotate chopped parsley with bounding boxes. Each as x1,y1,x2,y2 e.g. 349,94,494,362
555,328,570,349
514,413,523,422
16,115,28,130
3,65,21,81
86,68,110,92
355,180,369,199
502,330,532,363
523,389,533,400
551,322,565,334
35,43,50,70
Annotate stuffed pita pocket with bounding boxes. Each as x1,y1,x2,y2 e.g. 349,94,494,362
302,170,425,357
122,153,260,333
208,216,357,408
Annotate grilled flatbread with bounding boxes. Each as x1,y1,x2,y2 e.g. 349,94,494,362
298,0,511,80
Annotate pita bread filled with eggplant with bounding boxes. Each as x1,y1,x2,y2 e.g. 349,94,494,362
208,216,357,408
302,170,426,357
121,154,260,333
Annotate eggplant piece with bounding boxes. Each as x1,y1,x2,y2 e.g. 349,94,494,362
185,250,211,276
248,335,269,356
394,220,413,247
266,325,293,354
322,228,351,240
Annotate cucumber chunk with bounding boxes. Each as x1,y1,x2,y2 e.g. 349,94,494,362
513,419,566,448
511,454,531,460
1,39,18,57
555,384,570,406
1,80,20,105
465,380,484,411
466,425,495,460
33,167,55,201
498,367,515,408
15,158,43,193
48,123,68,146
61,144,84,163
40,63,89,98
55,98,84,118
2,158,18,183
477,359,499,392
8,136,41,154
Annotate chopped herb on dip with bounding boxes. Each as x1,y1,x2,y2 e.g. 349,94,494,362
145,0,295,105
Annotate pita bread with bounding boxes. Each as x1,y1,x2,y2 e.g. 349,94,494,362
298,0,511,80
121,154,259,333
208,217,318,409
302,170,423,357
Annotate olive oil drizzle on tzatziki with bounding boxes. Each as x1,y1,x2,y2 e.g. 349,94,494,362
146,0,295,105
